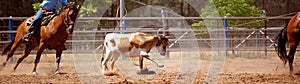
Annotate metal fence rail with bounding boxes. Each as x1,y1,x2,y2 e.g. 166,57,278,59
0,17,292,56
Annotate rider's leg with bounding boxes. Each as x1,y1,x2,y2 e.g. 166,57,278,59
24,8,45,41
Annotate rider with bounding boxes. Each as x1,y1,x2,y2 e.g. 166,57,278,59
23,0,68,41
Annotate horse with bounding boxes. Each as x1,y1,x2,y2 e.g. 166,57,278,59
1,2,80,74
275,12,300,74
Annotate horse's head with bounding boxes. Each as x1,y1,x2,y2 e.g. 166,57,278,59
64,2,80,34
156,35,169,56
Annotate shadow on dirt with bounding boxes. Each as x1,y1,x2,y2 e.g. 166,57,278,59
137,68,156,75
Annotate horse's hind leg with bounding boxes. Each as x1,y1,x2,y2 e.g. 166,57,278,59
13,44,35,71
287,40,299,74
55,49,63,74
2,40,22,66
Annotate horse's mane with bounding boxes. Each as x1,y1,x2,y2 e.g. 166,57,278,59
57,4,77,16
57,6,71,15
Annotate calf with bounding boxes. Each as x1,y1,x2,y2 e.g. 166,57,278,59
101,32,168,74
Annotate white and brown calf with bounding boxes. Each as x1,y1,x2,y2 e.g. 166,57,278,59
101,32,168,74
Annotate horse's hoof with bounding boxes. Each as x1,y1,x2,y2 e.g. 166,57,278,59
32,72,38,75
55,71,60,74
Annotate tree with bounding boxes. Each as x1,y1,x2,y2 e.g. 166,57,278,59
32,3,41,13
192,0,264,27
32,0,84,13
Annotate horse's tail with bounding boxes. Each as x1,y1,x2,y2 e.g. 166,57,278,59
275,24,288,65
2,39,14,55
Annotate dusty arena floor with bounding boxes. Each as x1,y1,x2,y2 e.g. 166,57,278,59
1,52,300,84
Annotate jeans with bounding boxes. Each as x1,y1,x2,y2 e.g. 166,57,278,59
27,8,45,34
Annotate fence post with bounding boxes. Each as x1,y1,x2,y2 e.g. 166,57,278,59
161,10,166,35
123,19,126,34
224,16,227,56
9,16,13,62
264,13,267,57
120,0,125,34
9,16,13,42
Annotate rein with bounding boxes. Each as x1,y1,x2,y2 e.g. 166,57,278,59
65,8,73,28
63,6,77,33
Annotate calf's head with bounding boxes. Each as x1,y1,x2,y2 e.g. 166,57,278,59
156,35,169,56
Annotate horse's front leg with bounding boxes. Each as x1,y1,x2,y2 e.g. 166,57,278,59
55,49,63,74
32,45,45,75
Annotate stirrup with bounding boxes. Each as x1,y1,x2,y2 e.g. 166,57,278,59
23,33,31,41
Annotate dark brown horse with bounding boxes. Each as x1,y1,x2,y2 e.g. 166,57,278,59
1,2,80,74
276,12,300,74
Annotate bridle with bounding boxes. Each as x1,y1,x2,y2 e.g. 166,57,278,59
64,6,78,33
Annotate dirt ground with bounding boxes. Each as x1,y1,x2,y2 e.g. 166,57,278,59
1,52,300,84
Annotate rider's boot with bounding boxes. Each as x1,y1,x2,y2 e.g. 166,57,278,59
23,32,32,41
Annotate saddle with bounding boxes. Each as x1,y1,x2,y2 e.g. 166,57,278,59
26,14,57,26
25,14,57,40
